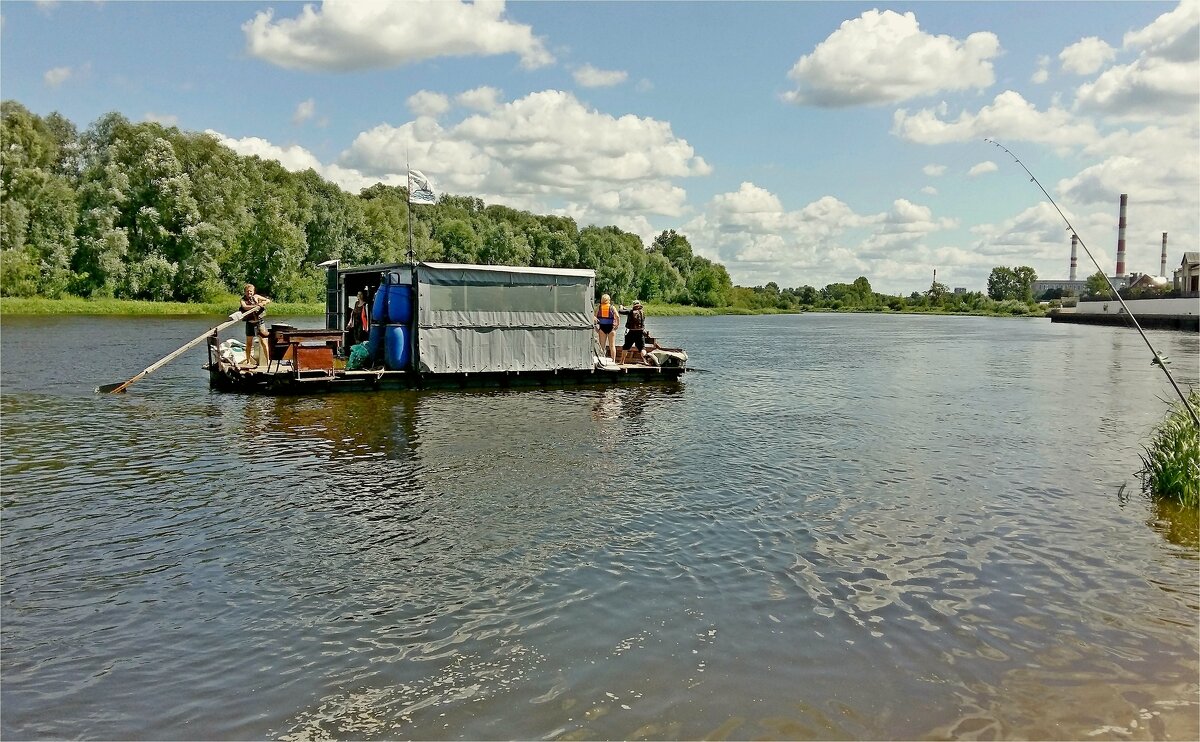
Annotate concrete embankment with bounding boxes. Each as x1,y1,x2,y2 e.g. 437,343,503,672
1050,296,1199,331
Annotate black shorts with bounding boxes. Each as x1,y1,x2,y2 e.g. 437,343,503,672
622,329,644,351
245,320,266,337
598,323,614,334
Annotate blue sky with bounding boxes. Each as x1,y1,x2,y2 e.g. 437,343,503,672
3,0,1196,293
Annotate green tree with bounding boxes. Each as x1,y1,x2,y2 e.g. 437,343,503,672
987,266,1017,300
477,222,531,266
436,219,479,263
1086,270,1112,297
927,280,950,301
686,257,733,307
1013,265,1037,302
652,229,694,277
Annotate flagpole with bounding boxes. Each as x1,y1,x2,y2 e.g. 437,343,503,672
406,154,414,267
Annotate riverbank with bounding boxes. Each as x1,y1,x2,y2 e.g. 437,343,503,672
2,296,1045,319
0,295,325,317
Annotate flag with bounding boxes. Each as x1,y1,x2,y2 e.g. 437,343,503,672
408,169,436,205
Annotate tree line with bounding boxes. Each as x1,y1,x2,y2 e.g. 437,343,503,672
0,101,733,306
2,101,1068,315
727,273,1039,315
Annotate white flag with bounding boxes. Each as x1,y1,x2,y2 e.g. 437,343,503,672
408,169,436,205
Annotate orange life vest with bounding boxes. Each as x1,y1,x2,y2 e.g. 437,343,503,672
596,302,615,322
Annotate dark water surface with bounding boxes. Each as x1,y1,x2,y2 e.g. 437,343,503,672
2,313,1197,740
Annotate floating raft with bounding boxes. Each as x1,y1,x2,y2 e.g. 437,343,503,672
206,336,686,395
206,261,690,394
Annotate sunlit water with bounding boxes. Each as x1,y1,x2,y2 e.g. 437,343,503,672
2,313,1197,740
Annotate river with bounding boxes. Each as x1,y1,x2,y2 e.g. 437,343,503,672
1,312,1197,740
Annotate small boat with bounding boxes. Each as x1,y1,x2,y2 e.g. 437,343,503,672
204,261,687,394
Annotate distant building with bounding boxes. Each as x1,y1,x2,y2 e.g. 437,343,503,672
1174,252,1199,295
1031,279,1089,298
954,287,967,294
1127,273,1170,292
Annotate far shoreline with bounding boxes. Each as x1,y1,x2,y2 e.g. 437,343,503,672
0,296,1046,319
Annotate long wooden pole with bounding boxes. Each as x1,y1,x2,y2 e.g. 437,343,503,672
97,310,251,394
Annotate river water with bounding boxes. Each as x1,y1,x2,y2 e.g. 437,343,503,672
1,313,1197,740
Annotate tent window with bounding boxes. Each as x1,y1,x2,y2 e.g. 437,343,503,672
428,282,588,313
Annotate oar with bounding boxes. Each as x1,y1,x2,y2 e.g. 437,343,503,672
97,309,253,394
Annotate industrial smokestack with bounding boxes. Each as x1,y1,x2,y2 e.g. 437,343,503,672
1070,234,1078,281
1160,232,1168,277
1115,193,1128,277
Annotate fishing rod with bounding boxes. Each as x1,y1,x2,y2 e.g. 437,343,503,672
985,138,1199,429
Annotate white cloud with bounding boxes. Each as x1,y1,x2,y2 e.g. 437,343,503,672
968,202,1088,262
573,64,628,88
292,98,316,125
679,183,962,291
457,86,502,112
968,161,998,177
921,186,938,195
407,90,450,118
243,0,553,72
923,164,947,176
783,9,999,107
1032,55,1051,84
635,79,654,93
1059,37,1116,75
1123,0,1200,61
1074,56,1199,120
1074,1,1199,120
339,89,710,221
43,66,72,87
144,112,179,126
893,90,1100,148
206,130,394,193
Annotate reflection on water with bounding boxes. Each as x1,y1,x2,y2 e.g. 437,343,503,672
1,313,1197,740
1147,497,1200,550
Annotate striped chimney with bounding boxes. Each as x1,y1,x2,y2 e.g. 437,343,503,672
1160,232,1168,277
1070,234,1078,281
1115,193,1128,277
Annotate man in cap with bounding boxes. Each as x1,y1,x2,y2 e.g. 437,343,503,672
618,300,647,363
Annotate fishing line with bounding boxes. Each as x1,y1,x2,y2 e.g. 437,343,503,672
985,138,1199,428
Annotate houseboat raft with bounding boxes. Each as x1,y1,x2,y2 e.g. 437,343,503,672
205,261,687,394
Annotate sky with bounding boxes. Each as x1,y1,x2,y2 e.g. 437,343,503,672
2,0,1197,294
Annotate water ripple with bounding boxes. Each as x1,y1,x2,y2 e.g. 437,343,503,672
1,314,1196,739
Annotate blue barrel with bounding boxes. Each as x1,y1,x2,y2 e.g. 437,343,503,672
384,325,410,370
367,323,385,362
370,285,388,322
386,284,413,324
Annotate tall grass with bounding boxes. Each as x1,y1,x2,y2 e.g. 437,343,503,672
1140,391,1200,508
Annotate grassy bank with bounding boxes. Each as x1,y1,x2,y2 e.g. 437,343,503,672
1,295,1044,319
0,295,324,316
1140,391,1200,509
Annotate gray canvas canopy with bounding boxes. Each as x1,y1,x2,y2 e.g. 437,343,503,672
414,262,596,374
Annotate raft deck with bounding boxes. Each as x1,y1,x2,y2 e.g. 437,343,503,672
206,333,686,394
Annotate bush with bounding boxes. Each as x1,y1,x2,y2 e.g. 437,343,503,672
1140,391,1200,508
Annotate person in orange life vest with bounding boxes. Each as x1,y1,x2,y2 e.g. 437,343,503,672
594,293,619,359
346,290,370,344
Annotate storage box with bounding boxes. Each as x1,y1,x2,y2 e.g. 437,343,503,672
295,344,335,371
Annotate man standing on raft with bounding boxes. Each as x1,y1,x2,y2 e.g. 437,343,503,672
239,283,272,367
618,300,646,363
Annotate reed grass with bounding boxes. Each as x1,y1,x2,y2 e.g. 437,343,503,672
1140,391,1200,508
